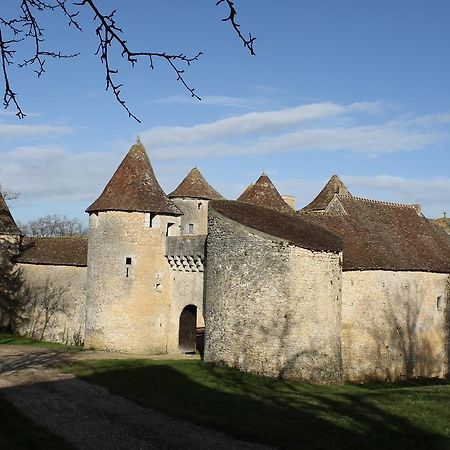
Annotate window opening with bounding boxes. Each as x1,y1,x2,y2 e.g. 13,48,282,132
125,257,132,278
188,223,194,234
166,222,174,236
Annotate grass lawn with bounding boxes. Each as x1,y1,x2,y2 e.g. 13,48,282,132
0,394,73,450
0,333,83,351
66,359,450,449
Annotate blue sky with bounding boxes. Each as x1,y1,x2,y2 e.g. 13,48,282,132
1,0,450,223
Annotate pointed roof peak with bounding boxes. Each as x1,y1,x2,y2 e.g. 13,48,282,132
0,191,21,235
86,142,181,215
237,173,294,215
303,175,352,212
169,167,224,200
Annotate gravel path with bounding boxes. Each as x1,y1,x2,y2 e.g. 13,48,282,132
0,345,270,450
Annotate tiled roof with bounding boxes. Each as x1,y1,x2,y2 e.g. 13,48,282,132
210,200,342,253
86,142,181,215
300,196,450,272
169,167,224,200
17,237,88,267
302,175,351,212
0,192,21,235
237,173,294,215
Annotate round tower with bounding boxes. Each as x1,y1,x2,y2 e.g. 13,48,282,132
84,141,182,353
168,167,224,236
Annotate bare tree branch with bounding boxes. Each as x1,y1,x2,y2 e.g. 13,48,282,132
216,0,256,55
0,1,255,121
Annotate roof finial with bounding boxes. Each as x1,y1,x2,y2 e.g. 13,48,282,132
136,135,141,144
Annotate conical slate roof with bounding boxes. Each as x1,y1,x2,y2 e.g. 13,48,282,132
302,175,351,212
169,167,224,200
0,191,21,235
86,142,181,215
237,173,294,215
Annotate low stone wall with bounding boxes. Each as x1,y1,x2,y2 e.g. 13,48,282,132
204,211,343,383
17,263,87,345
342,270,449,381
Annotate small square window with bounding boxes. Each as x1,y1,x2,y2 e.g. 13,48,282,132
126,257,132,265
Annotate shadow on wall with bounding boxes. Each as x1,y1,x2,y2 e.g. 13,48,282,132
2,360,449,449
225,306,341,383
362,279,449,381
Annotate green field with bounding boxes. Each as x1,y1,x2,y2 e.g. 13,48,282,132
0,333,83,351
66,359,450,449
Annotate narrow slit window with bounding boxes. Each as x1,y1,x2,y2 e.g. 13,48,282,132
125,257,132,277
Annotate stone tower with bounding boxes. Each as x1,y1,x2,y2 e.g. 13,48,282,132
84,141,182,353
168,167,224,235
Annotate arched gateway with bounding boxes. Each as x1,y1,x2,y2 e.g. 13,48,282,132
178,305,197,353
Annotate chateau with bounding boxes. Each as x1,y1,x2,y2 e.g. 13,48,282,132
1,141,449,383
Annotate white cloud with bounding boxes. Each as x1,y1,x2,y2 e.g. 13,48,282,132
140,101,446,160
0,123,72,138
150,95,270,109
342,175,450,217
141,102,371,147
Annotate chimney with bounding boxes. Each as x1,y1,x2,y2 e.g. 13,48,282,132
282,195,296,210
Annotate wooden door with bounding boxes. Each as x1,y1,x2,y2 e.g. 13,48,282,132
178,305,197,353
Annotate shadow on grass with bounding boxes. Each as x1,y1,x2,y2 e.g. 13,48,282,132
68,359,450,450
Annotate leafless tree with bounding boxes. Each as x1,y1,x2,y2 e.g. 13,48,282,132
19,214,86,237
21,276,68,340
0,183,20,202
0,1,255,122
0,242,25,332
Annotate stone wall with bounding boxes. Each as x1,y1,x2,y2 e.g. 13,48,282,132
85,210,180,354
17,263,86,345
204,210,343,383
165,235,205,353
342,270,449,381
171,198,209,235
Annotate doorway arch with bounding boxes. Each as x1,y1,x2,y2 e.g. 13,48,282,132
178,305,197,353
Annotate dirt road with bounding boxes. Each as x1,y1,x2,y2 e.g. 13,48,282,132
0,345,270,450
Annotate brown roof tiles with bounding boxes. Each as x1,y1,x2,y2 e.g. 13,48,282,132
302,175,351,212
86,142,181,215
237,173,294,215
169,167,224,200
0,192,21,236
210,200,342,253
301,196,450,273
17,237,88,267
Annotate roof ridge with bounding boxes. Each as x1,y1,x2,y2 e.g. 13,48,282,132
339,194,417,209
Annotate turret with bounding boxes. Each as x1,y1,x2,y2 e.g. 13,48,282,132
84,141,182,353
169,167,224,235
237,172,295,215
